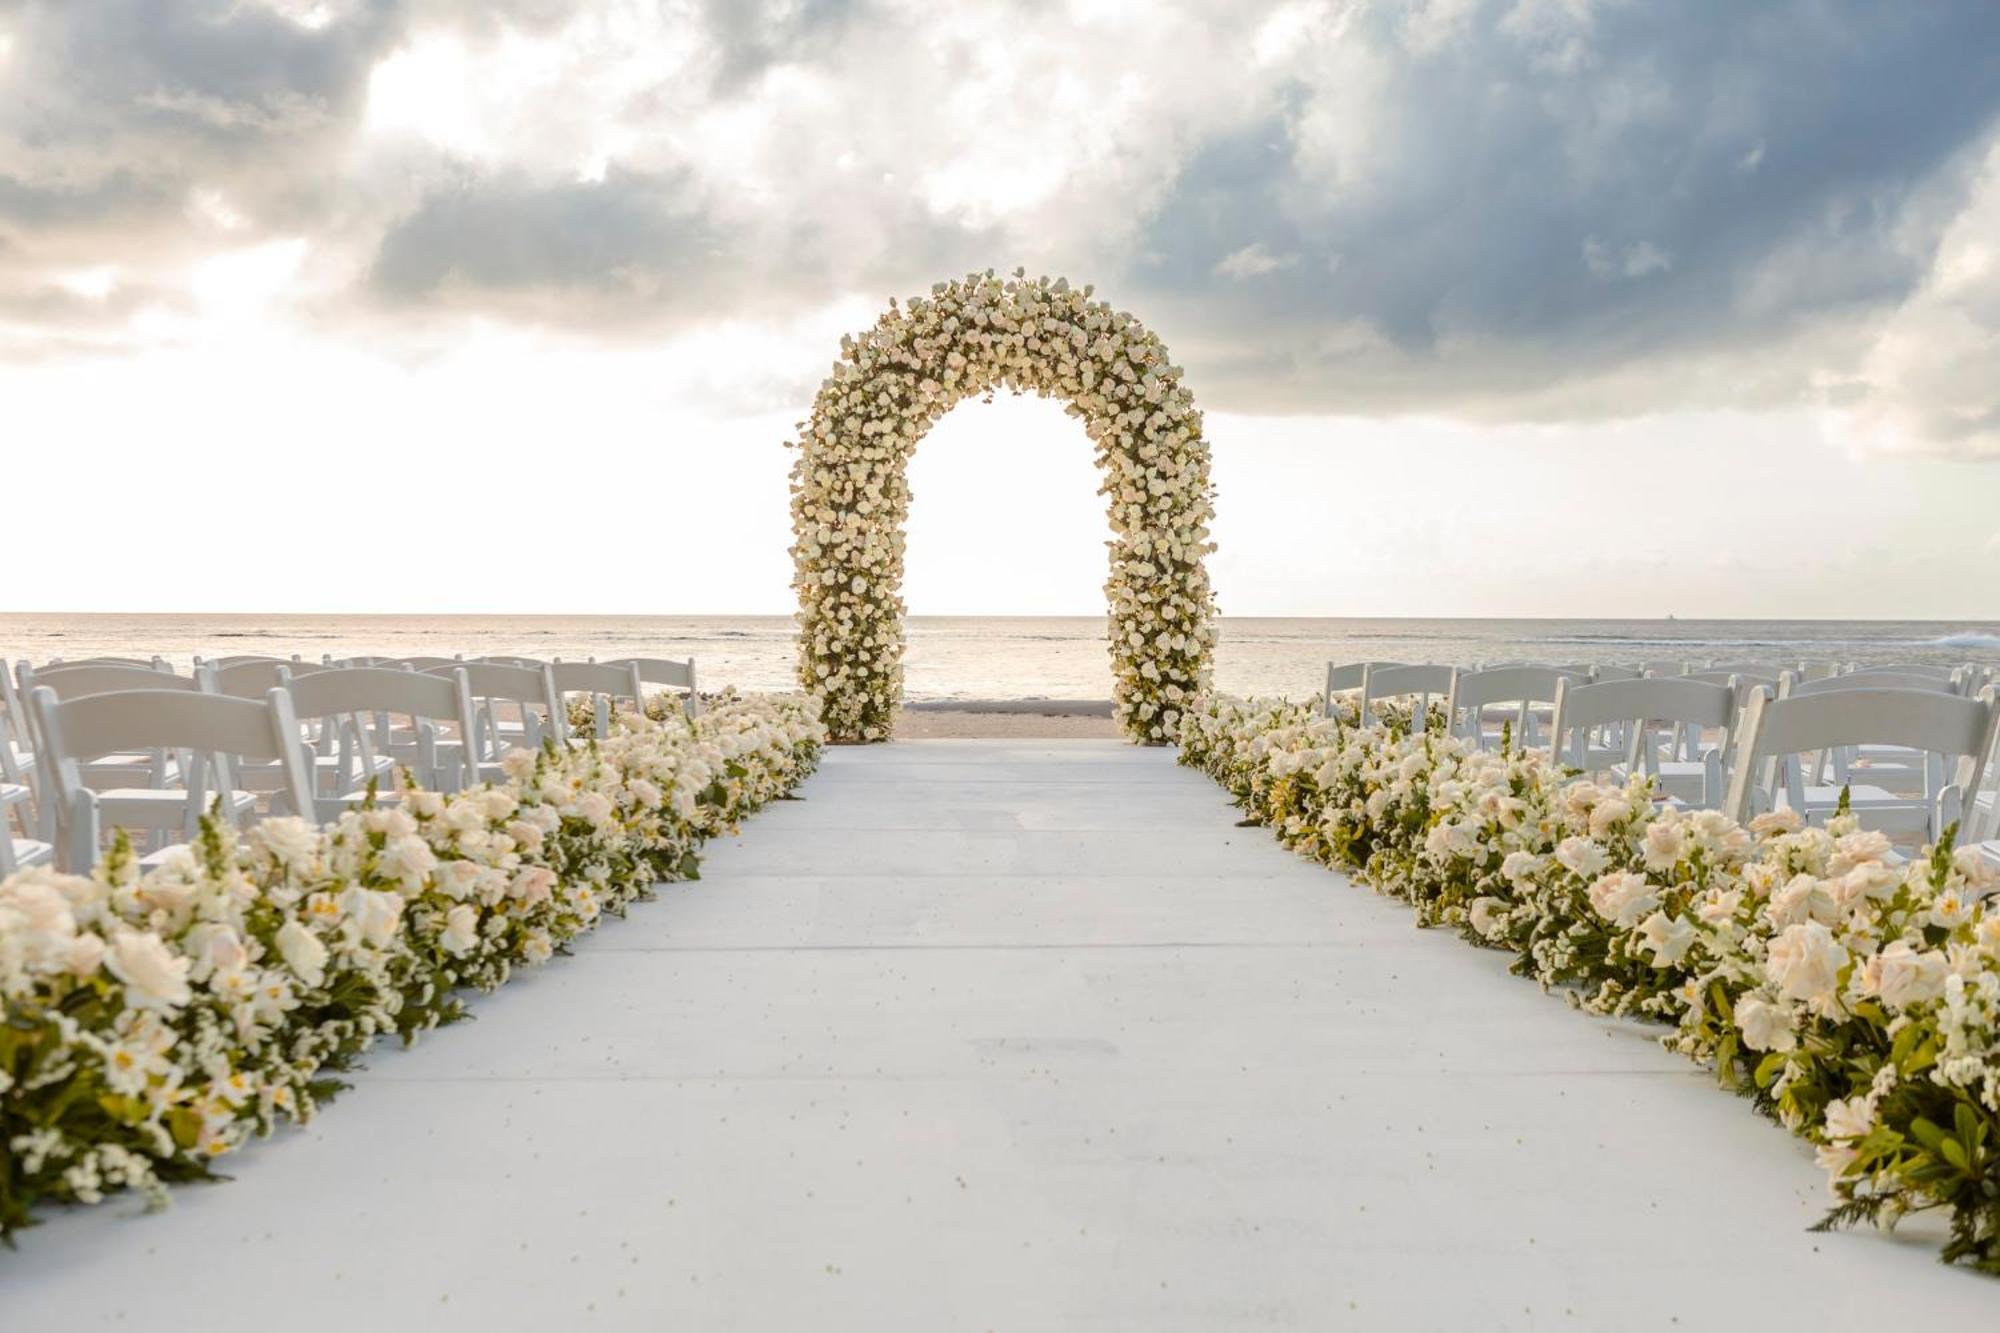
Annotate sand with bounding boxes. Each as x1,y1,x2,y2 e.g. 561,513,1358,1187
891,700,1120,739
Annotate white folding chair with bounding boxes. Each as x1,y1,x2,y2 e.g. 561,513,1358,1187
1444,666,1585,751
1724,687,1999,841
285,667,482,814
425,662,566,778
30,686,316,871
601,656,701,718
17,665,224,828
552,661,646,740
1550,676,1738,807
1322,661,1403,718
1358,663,1455,730
1782,670,1962,795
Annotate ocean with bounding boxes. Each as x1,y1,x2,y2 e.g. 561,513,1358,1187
3,614,1995,702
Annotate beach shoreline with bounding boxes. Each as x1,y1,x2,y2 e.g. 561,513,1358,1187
894,699,1120,738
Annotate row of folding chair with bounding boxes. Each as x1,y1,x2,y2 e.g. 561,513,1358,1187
0,651,700,874
1322,659,2000,852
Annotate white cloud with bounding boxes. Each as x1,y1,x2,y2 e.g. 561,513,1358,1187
1214,243,1297,279
1845,141,2000,456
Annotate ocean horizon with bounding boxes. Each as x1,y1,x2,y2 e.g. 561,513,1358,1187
5,612,1994,703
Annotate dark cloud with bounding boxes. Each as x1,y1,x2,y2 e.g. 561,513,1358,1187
1133,2,2000,412
1,0,1998,447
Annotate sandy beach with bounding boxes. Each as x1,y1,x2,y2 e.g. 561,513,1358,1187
893,699,1121,738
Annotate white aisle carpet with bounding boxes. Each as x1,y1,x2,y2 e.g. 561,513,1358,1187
6,739,1992,1328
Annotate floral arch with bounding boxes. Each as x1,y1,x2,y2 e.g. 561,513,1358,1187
790,271,1218,744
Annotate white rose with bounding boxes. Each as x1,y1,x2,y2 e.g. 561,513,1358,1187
1555,836,1609,880
380,835,438,890
341,887,404,949
106,930,192,1011
1766,921,1848,1006
68,932,107,977
1635,911,1696,968
252,816,320,866
1587,871,1657,928
1734,992,1797,1052
440,904,480,957
1859,941,1948,1010
1641,819,1686,872
275,919,328,988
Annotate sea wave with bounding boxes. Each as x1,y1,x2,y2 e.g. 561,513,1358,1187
1927,633,2000,650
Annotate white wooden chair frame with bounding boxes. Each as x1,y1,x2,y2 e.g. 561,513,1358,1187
1358,663,1456,730
602,657,701,718
552,661,647,740
1724,686,1999,842
30,686,315,872
1550,676,1737,807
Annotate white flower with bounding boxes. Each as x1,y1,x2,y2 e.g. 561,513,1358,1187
1587,871,1657,928
252,816,320,866
105,930,191,1012
1734,993,1797,1052
379,835,438,890
439,904,480,957
1641,819,1686,871
340,887,404,949
1635,912,1696,968
275,919,328,988
1766,921,1848,1007
1859,941,1948,1010
68,932,106,977
1823,1095,1874,1142
1556,836,1610,880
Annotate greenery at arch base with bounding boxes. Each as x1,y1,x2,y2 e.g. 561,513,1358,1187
790,270,1219,744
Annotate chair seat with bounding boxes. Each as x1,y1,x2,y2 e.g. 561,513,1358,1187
7,837,54,871
97,788,258,827
137,842,192,869
0,782,29,805
1792,785,1931,835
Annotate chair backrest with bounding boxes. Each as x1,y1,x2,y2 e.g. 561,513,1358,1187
0,662,35,753
1724,686,2000,829
21,663,201,700
30,686,315,869
602,657,700,717
1638,660,1690,677
1445,666,1584,750
387,656,463,671
43,656,164,670
1684,669,1781,690
425,661,566,749
552,661,647,739
1359,663,1455,728
1323,661,1402,713
1589,664,1644,682
287,666,482,793
198,654,294,669
1842,661,1958,680
1785,669,1961,697
1707,661,1788,676
204,659,329,699
480,655,549,668
1550,676,1738,801
551,660,645,703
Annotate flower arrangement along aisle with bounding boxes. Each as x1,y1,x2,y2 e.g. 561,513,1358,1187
1179,694,2000,1274
790,269,1218,744
0,692,824,1239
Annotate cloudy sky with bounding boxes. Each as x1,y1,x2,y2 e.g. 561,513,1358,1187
3,0,1998,619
